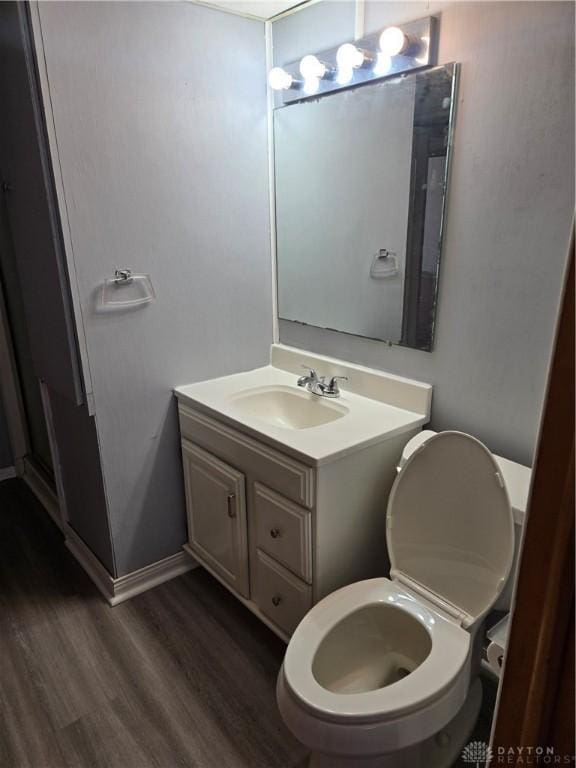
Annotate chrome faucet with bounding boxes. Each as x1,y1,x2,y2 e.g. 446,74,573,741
297,366,348,398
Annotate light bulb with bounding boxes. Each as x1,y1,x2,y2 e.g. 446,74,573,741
373,52,392,77
336,43,364,70
268,67,293,91
303,76,320,95
379,26,407,57
336,66,354,86
299,55,326,80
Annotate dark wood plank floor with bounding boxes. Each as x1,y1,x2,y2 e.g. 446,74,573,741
0,478,495,768
0,479,307,768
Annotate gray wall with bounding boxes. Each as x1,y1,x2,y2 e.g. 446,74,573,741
34,0,573,578
274,1,575,466
37,1,272,575
0,398,13,469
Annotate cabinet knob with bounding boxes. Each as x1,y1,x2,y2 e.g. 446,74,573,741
270,527,281,539
226,493,236,518
271,594,282,607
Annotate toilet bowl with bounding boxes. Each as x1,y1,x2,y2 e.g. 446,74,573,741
277,431,515,768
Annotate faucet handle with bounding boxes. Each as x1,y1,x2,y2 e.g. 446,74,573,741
325,375,348,395
297,366,319,387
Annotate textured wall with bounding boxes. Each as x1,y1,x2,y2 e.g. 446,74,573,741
275,1,575,466
38,1,272,575
35,0,574,581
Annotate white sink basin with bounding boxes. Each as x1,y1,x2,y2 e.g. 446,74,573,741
229,385,348,430
175,345,432,464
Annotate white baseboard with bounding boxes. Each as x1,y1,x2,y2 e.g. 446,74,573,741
65,524,115,602
110,550,197,606
65,527,197,606
0,466,17,482
20,459,196,605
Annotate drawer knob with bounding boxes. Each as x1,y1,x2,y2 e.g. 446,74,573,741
227,493,236,518
270,527,281,539
272,594,282,607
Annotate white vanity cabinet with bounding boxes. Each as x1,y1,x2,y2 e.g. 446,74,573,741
176,345,431,641
178,401,420,641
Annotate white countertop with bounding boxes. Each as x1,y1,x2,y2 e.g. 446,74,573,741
174,347,432,465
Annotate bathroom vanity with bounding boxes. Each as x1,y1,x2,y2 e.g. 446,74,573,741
175,346,431,641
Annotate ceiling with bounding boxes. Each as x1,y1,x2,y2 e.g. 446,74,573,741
196,0,309,20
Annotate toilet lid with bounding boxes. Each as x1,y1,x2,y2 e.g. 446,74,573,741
387,431,515,627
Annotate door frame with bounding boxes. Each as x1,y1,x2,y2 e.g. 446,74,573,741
0,278,63,524
491,230,574,760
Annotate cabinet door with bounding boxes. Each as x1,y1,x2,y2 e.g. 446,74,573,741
182,440,249,598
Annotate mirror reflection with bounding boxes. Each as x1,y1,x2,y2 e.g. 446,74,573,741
275,64,458,351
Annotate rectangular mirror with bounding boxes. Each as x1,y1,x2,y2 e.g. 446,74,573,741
275,63,458,351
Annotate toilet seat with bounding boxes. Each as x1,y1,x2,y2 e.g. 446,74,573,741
283,578,471,725
387,431,515,627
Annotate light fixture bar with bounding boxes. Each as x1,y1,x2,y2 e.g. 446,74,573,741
271,15,437,105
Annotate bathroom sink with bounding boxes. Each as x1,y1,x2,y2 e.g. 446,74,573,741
229,386,348,430
175,345,432,462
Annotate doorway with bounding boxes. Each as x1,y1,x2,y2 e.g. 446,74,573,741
0,183,54,482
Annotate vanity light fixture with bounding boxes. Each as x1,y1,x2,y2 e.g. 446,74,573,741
269,16,436,104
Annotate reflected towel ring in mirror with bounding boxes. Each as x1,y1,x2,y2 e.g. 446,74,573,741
370,250,399,280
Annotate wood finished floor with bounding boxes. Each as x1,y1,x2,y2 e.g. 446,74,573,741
0,479,307,768
0,478,493,768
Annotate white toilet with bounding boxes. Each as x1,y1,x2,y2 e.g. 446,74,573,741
277,431,523,768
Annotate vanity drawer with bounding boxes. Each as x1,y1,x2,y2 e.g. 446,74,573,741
254,483,312,582
178,405,315,508
254,550,311,637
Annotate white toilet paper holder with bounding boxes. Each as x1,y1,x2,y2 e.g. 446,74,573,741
486,614,510,676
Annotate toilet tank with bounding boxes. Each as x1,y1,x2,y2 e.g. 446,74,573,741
398,430,531,611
